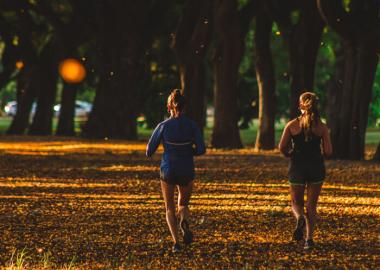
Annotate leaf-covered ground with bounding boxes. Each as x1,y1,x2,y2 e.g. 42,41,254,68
0,137,378,269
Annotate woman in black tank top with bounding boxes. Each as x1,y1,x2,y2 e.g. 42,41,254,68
279,92,332,250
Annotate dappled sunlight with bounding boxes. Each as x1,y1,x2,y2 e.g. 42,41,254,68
0,140,148,155
0,139,378,268
98,165,157,172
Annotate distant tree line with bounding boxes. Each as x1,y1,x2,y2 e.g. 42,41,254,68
0,0,379,161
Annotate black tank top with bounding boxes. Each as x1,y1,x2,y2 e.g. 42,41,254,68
291,128,323,160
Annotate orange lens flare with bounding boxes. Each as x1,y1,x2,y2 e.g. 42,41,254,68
15,61,24,69
59,58,86,83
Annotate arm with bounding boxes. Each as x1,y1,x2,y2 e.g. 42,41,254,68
146,123,163,157
322,125,333,158
193,125,206,156
278,123,292,157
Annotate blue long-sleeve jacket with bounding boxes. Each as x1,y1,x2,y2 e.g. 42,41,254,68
146,116,206,180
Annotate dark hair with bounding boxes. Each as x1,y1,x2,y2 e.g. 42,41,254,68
299,91,320,141
167,89,185,117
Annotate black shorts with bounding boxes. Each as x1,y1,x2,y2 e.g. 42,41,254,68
160,171,193,187
288,156,325,185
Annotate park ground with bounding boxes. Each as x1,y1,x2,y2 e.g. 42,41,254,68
0,133,379,268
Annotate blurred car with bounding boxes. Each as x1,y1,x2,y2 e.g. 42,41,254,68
4,100,91,118
4,101,36,117
4,101,17,116
54,100,92,117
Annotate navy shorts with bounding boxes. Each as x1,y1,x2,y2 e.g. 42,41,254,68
160,169,193,187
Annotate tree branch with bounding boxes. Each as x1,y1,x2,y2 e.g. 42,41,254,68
239,0,258,31
172,0,202,52
317,0,355,41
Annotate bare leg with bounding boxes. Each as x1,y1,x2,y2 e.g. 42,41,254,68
177,181,193,222
290,184,306,241
305,183,322,240
160,181,179,244
290,185,305,219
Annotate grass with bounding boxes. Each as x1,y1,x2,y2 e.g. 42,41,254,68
0,117,86,135
6,248,29,270
0,116,378,147
139,125,380,147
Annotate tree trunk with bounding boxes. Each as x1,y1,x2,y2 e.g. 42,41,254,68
347,43,378,159
254,14,276,150
267,0,324,119
326,45,344,146
328,42,378,160
288,1,324,118
318,0,380,160
83,0,150,139
7,67,38,134
172,0,213,131
55,42,79,136
211,0,254,148
0,38,17,90
373,142,380,161
28,41,59,135
56,82,77,136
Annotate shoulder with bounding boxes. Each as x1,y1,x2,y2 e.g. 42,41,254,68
158,118,172,127
284,118,299,130
282,118,301,136
153,119,169,132
318,121,329,134
180,116,198,128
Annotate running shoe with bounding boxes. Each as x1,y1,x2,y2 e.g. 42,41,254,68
293,215,306,241
172,243,181,253
180,219,193,245
304,239,315,250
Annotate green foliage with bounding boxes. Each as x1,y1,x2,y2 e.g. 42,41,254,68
271,23,290,118
139,36,179,128
369,66,380,127
77,85,96,104
314,28,341,116
238,23,258,128
0,80,17,108
0,0,379,132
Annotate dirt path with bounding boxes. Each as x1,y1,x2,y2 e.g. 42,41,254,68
0,138,378,269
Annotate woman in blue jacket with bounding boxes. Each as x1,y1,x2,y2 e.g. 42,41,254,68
146,89,206,252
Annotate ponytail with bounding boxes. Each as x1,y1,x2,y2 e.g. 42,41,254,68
299,92,320,141
167,89,186,117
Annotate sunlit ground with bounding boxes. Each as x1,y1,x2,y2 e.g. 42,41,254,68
0,137,378,269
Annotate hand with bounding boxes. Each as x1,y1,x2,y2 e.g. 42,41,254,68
284,149,293,158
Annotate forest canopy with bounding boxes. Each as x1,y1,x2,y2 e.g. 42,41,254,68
0,0,379,160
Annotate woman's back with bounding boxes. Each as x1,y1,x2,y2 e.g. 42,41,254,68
162,116,197,157
290,121,323,160
146,114,205,180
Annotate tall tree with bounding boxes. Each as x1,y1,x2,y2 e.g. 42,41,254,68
28,39,60,135
1,7,41,135
374,142,380,161
83,0,159,139
318,0,380,160
7,67,39,135
171,0,213,131
0,17,17,91
3,0,66,135
54,0,95,136
211,0,255,148
325,42,344,144
254,6,276,150
268,0,325,118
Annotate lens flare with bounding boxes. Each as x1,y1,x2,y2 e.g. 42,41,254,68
59,58,86,83
15,61,24,69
